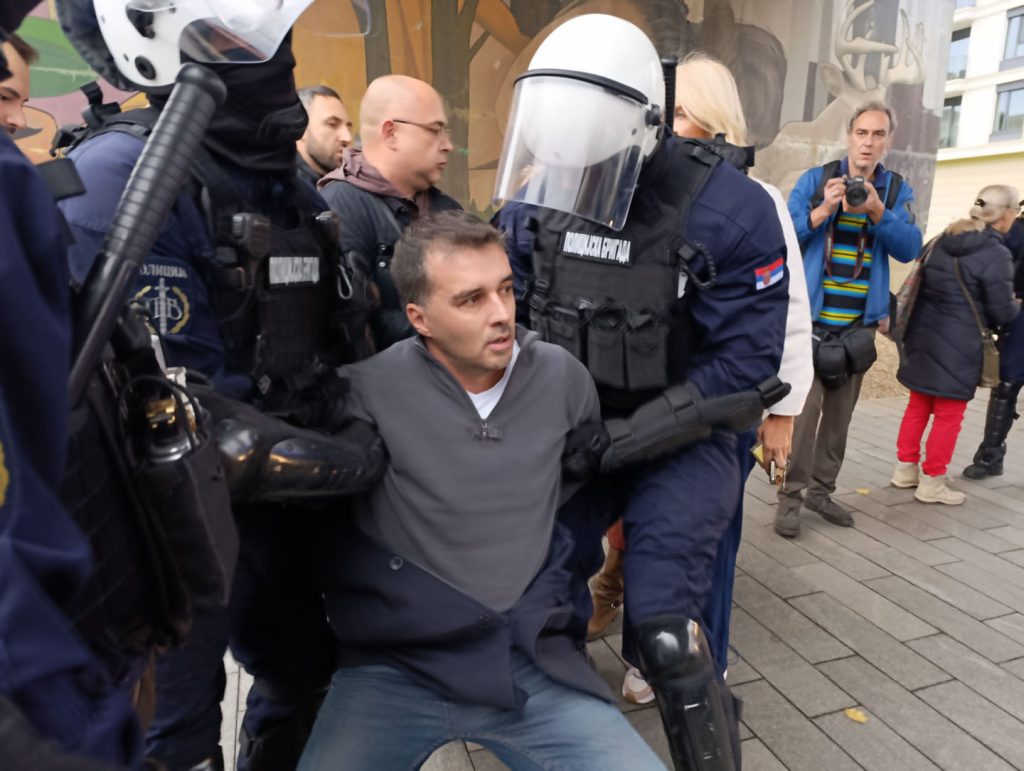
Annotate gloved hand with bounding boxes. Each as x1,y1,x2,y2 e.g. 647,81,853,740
562,418,611,482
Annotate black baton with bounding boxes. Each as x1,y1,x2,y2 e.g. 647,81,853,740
69,64,226,404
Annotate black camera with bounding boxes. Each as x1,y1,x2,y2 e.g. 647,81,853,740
844,176,870,207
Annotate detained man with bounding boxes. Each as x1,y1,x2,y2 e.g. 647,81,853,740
0,33,34,137
299,210,665,770
295,84,353,185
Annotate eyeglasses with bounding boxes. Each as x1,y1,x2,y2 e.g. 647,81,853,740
392,118,451,140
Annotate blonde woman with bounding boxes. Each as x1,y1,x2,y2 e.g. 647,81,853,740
588,53,814,703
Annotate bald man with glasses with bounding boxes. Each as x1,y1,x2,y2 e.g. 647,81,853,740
319,75,461,349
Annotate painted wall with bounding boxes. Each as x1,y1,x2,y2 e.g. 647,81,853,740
15,0,954,226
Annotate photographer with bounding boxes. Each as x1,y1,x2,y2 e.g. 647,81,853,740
775,102,921,538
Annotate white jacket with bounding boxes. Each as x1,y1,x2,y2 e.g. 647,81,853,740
754,178,813,416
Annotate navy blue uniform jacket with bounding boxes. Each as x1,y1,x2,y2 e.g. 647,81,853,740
0,134,141,763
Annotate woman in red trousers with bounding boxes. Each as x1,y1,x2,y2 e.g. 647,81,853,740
892,186,1021,503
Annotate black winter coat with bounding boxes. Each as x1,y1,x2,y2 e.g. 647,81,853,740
898,223,1019,400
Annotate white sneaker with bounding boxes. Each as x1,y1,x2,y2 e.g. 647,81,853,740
622,666,655,705
890,460,919,488
915,474,966,505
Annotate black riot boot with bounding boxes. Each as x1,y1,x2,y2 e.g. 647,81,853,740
964,382,1021,479
634,616,740,771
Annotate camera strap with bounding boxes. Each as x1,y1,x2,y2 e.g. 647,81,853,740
823,211,868,282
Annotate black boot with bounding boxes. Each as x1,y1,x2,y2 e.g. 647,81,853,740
634,616,739,771
965,382,1021,479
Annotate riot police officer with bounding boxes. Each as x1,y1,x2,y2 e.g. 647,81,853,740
494,15,789,770
55,1,383,769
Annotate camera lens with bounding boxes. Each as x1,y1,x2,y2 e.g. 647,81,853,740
845,178,868,207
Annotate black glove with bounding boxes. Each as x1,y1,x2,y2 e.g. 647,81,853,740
562,418,611,482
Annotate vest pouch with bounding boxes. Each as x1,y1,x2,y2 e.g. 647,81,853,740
813,330,849,390
624,313,669,390
544,304,586,361
842,325,877,376
134,430,238,617
587,307,627,389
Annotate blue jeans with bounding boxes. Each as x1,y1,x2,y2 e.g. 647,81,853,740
298,650,666,771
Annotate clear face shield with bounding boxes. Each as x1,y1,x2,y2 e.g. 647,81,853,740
125,0,370,64
493,74,652,231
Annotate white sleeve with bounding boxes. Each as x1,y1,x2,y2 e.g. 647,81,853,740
756,180,813,416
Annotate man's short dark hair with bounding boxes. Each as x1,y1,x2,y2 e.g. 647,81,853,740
298,84,343,113
392,210,505,306
6,33,38,66
848,101,897,135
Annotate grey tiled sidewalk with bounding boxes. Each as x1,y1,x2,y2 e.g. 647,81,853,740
221,391,1024,770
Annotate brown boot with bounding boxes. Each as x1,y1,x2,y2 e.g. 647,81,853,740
587,546,624,640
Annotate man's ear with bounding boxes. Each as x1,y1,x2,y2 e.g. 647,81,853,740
382,119,398,147
406,302,430,337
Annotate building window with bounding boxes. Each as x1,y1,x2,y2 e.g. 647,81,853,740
955,0,975,8
993,81,1024,140
949,28,969,80
940,97,961,148
1004,8,1024,70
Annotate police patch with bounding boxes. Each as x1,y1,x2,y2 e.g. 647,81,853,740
135,279,192,335
754,257,784,290
269,256,320,286
0,440,8,508
558,230,632,266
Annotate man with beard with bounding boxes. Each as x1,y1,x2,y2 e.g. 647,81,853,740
295,85,353,186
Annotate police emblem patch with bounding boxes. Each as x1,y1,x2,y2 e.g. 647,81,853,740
135,280,192,335
0,440,9,508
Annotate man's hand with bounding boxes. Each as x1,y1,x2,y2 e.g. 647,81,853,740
809,177,846,229
843,178,886,224
756,414,794,468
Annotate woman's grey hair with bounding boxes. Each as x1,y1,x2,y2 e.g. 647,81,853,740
970,184,1020,224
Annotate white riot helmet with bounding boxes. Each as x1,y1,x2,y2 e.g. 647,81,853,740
57,0,369,93
493,14,665,231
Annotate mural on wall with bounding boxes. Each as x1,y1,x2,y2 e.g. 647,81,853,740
14,0,952,224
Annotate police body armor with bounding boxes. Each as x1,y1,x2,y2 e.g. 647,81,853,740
526,138,722,412
195,152,373,419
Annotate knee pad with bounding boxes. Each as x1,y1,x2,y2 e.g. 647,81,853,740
634,616,739,771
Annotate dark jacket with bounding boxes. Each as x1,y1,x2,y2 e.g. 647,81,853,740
319,149,461,348
898,221,1019,400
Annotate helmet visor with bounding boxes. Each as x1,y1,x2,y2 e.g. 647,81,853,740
492,75,647,231
127,0,370,63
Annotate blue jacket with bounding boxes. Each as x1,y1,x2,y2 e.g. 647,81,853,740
0,135,141,764
789,159,922,325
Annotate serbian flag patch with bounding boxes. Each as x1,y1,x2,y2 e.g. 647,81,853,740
754,257,784,290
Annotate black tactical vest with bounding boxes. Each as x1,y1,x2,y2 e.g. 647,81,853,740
526,138,722,408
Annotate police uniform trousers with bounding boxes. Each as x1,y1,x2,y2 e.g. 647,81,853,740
701,427,758,676
564,432,743,669
146,506,336,770
780,373,865,505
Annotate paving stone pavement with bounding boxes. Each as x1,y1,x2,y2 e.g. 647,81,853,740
217,391,1024,770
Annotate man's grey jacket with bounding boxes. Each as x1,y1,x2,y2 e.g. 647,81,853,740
314,327,612,708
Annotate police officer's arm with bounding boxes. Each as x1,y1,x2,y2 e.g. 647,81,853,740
869,179,922,263
197,382,387,504
0,137,138,765
687,204,789,401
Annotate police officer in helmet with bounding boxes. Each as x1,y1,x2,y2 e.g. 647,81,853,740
495,15,790,770
56,1,383,769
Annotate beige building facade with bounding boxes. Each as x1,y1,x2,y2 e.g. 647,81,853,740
929,0,1024,239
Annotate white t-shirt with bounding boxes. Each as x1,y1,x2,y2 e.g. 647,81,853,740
467,341,521,419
